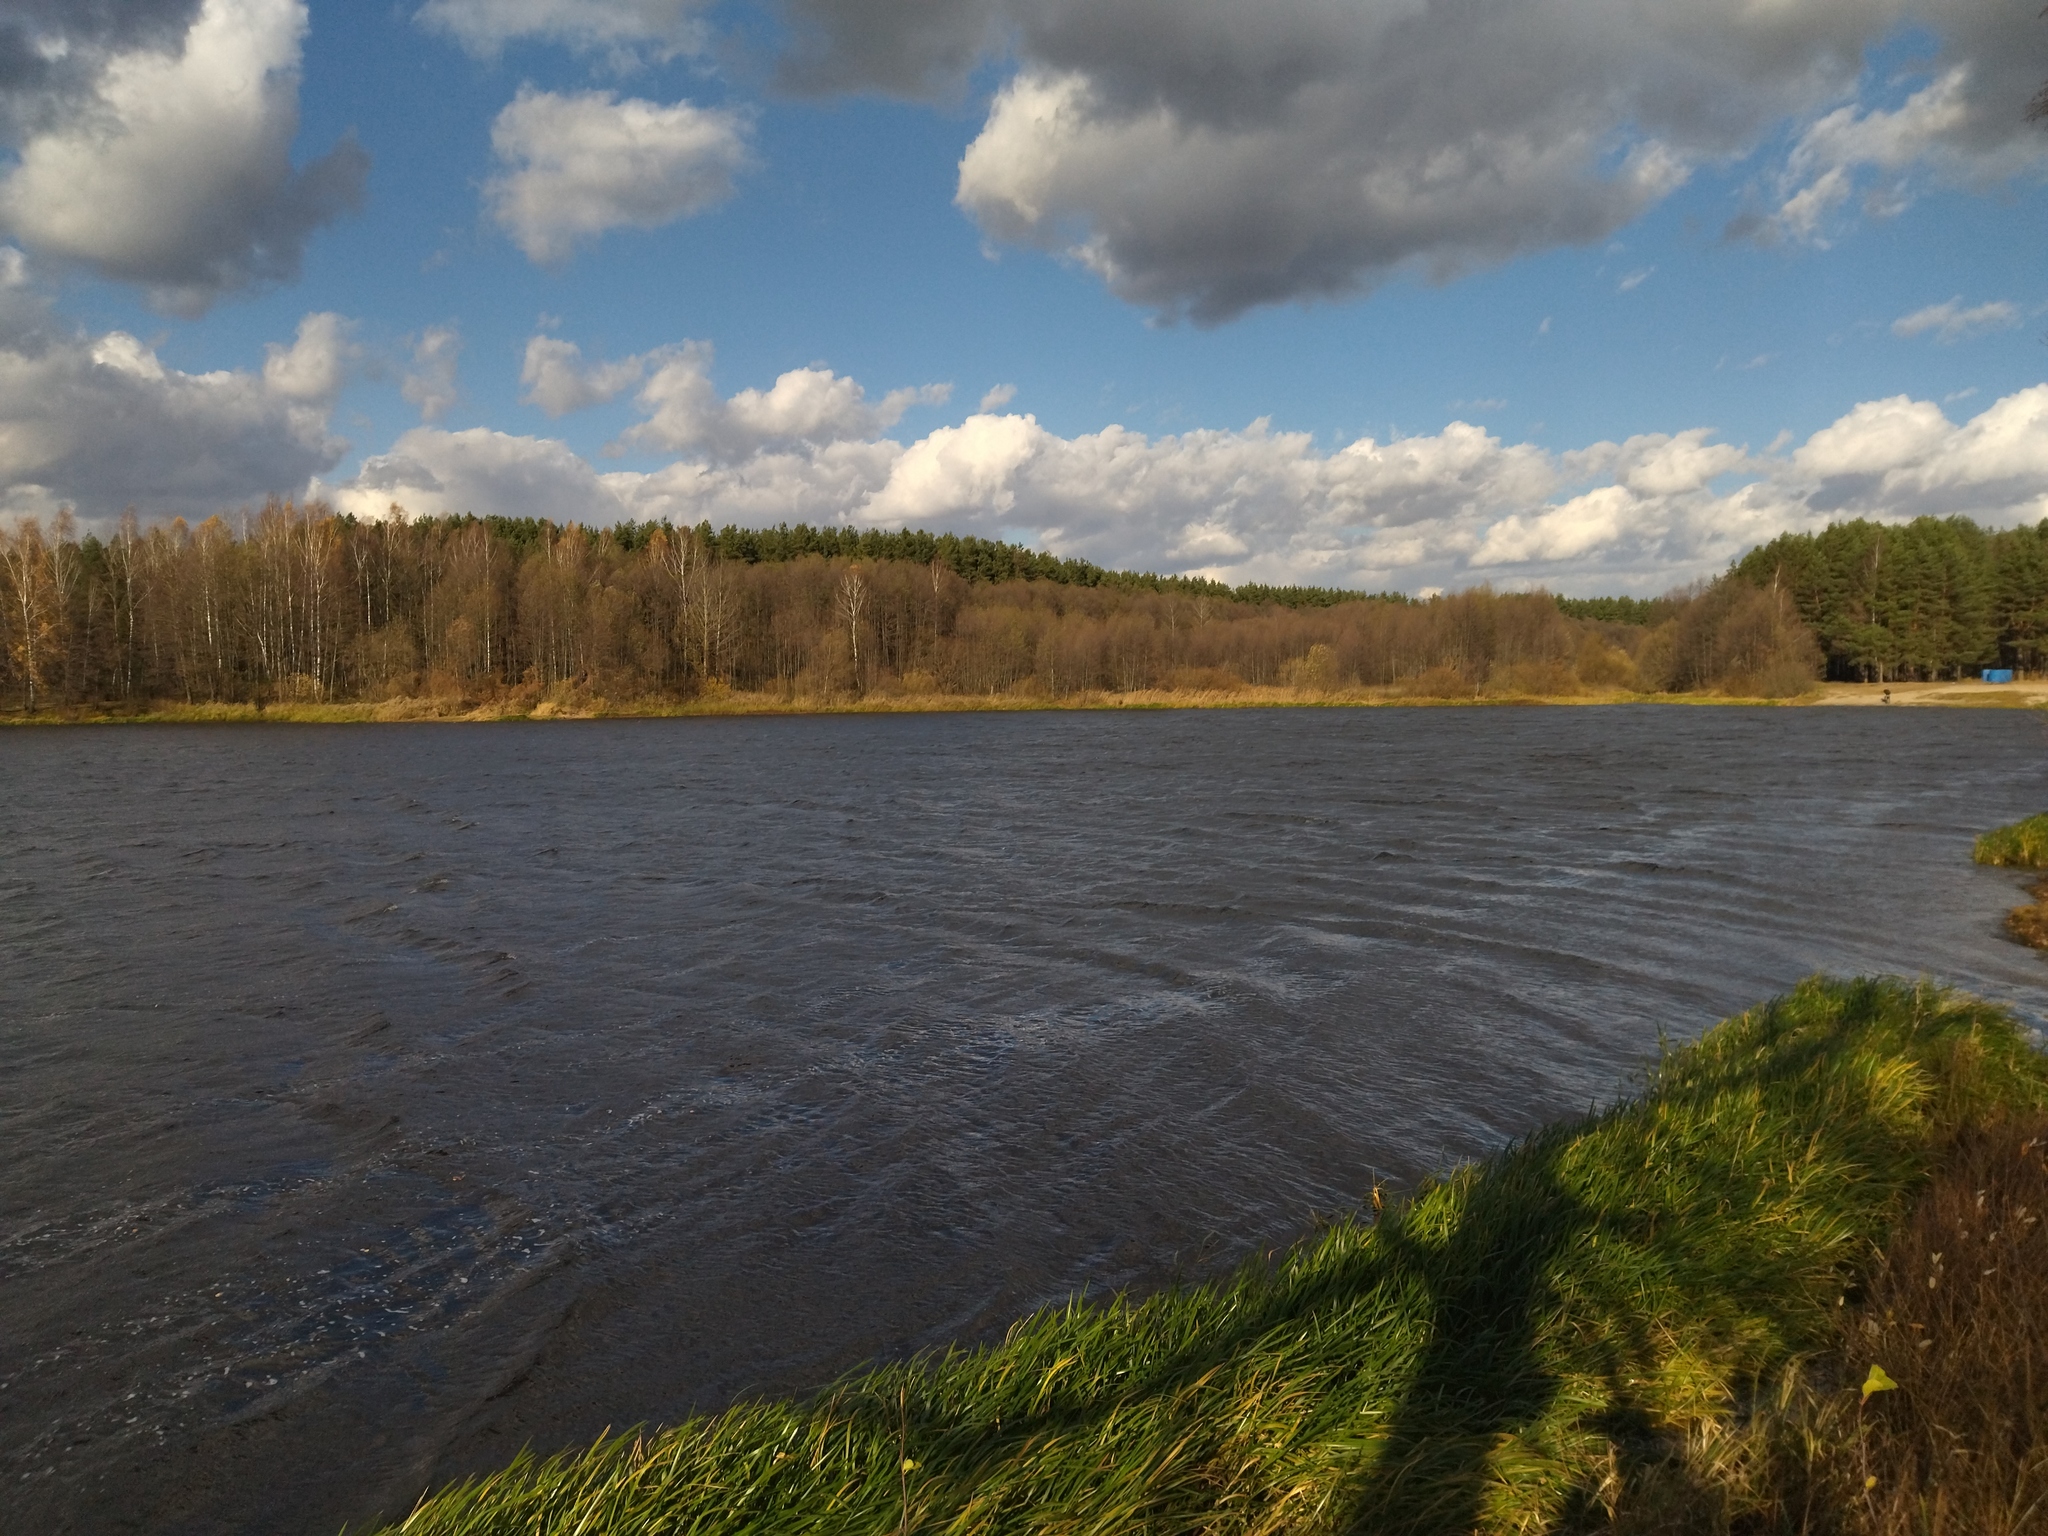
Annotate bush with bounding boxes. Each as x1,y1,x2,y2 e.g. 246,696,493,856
1974,814,2048,868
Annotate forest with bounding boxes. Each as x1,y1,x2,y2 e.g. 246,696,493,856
0,503,2027,715
1735,516,2048,681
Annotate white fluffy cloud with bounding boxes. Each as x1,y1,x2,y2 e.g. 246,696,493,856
485,86,751,266
321,427,626,526
0,263,346,519
0,0,365,313
1748,46,2048,247
1892,296,2023,342
520,335,650,416
1790,389,2048,521
629,350,949,457
261,312,357,406
521,337,950,458
309,344,2048,595
779,0,2048,321
415,0,709,62
401,327,464,423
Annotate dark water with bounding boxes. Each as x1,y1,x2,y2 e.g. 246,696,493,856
3,707,2045,1534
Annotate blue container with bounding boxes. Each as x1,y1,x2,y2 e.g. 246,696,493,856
1983,668,2016,684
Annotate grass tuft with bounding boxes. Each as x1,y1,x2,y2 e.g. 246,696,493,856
367,976,2048,1536
1974,817,2048,950
1974,815,2048,869
1596,1112,2048,1534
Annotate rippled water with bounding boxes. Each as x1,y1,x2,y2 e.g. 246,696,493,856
4,707,2046,1534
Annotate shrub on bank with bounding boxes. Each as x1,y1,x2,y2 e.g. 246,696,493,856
375,977,2048,1536
1974,814,2048,869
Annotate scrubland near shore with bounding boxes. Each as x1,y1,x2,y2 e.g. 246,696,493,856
373,977,2048,1536
1976,814,2048,950
0,683,1759,724
7,676,2042,725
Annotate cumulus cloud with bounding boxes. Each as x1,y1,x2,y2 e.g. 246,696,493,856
601,339,949,458
1744,48,2048,246
485,86,751,266
770,0,2048,322
0,0,366,313
311,354,2048,595
402,327,463,423
415,0,709,62
1892,296,2023,342
776,0,1002,98
262,312,357,406
320,426,626,526
0,269,347,520
520,335,648,416
979,383,1018,411
0,1,202,111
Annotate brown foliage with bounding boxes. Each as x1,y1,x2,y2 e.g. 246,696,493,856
2006,879,2048,951
0,507,1825,713
1597,1117,2048,1535
1840,1116,2048,1535
1641,579,1823,697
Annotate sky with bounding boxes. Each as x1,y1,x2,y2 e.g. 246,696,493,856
0,0,2044,595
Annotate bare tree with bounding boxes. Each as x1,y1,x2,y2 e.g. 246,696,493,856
0,516,57,711
838,564,869,688
107,511,141,699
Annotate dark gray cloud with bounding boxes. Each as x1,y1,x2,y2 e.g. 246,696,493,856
0,0,365,312
0,276,346,521
0,0,203,124
775,0,1001,98
777,0,2046,322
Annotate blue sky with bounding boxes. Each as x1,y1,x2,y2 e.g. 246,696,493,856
2,0,2045,593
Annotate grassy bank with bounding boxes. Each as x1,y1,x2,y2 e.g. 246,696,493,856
0,685,1816,727
372,977,2048,1536
1975,814,2048,870
1975,815,2048,949
15,680,2048,727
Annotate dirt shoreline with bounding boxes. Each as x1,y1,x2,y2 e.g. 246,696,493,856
0,677,2037,725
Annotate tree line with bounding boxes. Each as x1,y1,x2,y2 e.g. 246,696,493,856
1732,516,2048,682
5,501,1993,715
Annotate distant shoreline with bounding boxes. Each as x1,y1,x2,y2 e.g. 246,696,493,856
0,678,2037,725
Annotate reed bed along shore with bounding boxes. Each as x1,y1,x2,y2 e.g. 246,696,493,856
0,685,1720,726
1976,814,2048,871
1975,814,2048,950
6,679,2041,727
370,976,2048,1536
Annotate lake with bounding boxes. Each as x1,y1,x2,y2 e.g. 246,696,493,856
3,706,2044,1534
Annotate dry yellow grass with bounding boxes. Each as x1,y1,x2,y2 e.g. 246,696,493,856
0,683,1842,727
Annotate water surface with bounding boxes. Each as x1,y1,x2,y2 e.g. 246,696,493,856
3,706,2044,1534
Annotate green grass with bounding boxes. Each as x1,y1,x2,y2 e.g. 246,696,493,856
1974,814,2048,867
370,977,2048,1536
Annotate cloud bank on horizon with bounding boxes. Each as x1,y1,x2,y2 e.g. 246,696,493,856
311,369,2048,597
0,271,2040,594
0,0,2040,595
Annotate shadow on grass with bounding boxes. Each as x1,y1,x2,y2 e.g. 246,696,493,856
377,978,2048,1536
1333,1146,1592,1535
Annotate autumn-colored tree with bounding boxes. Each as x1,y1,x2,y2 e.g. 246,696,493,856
32,504,2048,715
0,516,59,710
